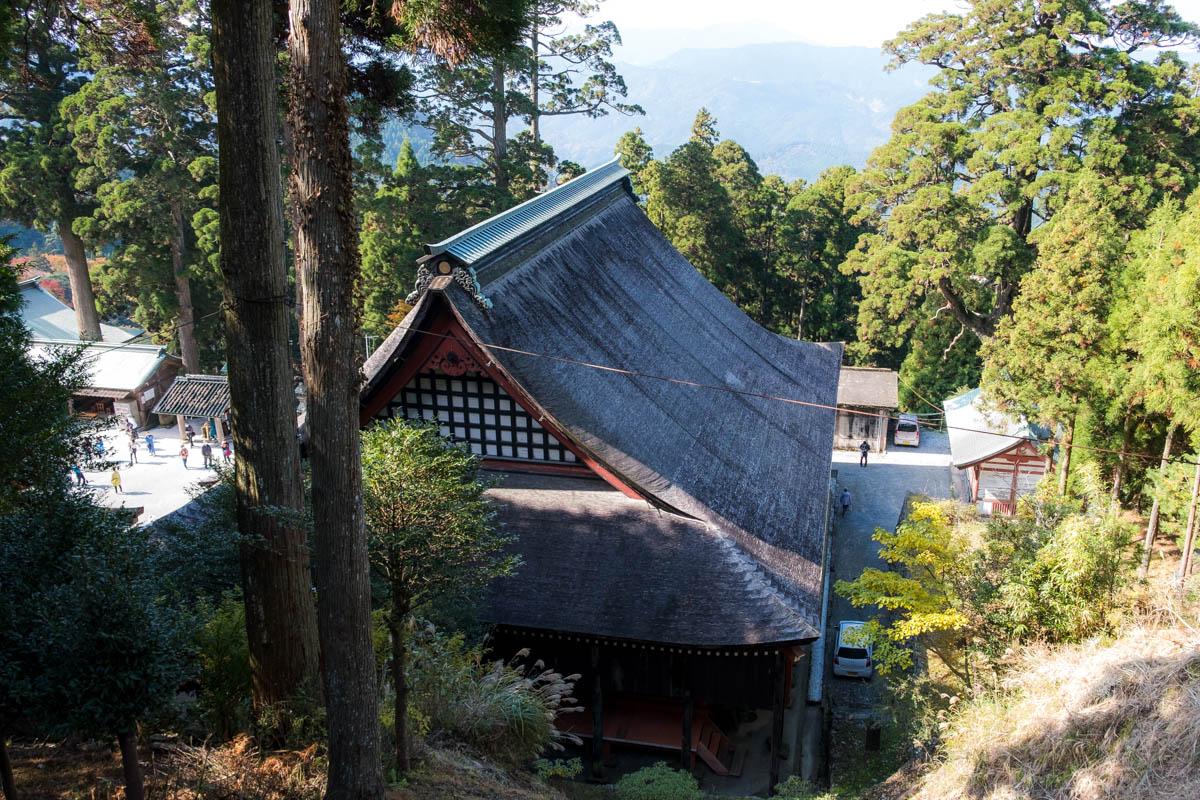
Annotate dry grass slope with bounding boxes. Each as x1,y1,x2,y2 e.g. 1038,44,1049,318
905,621,1200,800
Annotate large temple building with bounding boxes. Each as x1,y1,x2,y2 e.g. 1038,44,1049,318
360,160,842,792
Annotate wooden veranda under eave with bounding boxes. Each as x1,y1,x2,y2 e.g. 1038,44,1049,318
489,626,809,787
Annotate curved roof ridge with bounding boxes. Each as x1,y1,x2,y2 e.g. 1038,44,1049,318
428,159,631,265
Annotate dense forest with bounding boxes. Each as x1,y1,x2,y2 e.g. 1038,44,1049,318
4,1,1200,799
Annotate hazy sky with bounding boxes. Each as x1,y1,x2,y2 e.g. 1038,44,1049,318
601,0,1200,62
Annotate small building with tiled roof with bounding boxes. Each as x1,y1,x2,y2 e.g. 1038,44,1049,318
18,278,137,343
19,279,179,425
834,366,898,453
361,159,841,789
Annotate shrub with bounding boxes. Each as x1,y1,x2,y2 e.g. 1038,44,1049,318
773,775,837,799
194,591,252,740
534,757,582,781
406,626,581,766
614,762,702,800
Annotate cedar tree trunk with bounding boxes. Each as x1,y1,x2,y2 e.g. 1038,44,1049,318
58,219,102,341
389,593,411,773
1056,415,1075,495
211,0,322,729
1140,423,1177,579
0,729,16,800
288,1,383,796
492,62,508,202
116,730,144,800
1111,414,1136,500
1178,457,1200,589
529,23,539,145
168,199,201,373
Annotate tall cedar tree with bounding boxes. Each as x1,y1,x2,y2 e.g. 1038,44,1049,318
289,2,531,793
418,0,639,208
210,0,322,733
981,172,1123,493
0,3,102,339
62,1,214,371
627,115,866,348
362,421,517,773
644,109,746,301
845,0,1200,353
288,0,385,794
1127,193,1200,568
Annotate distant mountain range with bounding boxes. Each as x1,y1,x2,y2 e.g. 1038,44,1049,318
382,41,936,182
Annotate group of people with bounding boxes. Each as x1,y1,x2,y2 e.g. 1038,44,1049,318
180,422,231,469
71,418,234,493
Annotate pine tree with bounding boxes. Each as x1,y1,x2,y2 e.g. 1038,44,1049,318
847,0,1200,352
418,0,639,209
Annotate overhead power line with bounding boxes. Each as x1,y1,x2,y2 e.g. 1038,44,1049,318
393,324,1199,469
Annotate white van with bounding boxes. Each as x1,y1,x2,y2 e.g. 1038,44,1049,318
832,620,873,678
894,413,920,448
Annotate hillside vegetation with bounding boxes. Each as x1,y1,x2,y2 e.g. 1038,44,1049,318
893,613,1200,800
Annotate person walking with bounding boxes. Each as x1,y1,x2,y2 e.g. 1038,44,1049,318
145,432,156,456
179,445,190,469
221,439,232,464
110,466,123,494
840,487,852,517
185,422,195,447
129,440,139,466
72,465,86,486
859,440,870,468
201,442,213,468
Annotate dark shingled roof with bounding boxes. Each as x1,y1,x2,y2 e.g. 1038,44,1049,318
837,367,899,409
154,374,230,418
365,172,842,643
485,472,818,646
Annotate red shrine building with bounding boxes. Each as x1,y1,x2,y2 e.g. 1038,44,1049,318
360,160,842,792
944,388,1052,516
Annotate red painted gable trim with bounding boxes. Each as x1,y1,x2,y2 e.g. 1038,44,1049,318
360,294,648,501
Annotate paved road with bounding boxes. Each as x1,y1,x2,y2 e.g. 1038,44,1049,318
80,419,223,525
825,431,953,715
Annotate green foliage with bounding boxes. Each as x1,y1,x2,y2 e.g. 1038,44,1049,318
0,256,97,511
982,172,1123,435
846,0,1200,354
772,775,837,800
533,756,582,781
61,0,221,368
0,490,189,739
838,484,1136,690
896,310,980,413
836,501,973,680
416,0,639,210
149,478,243,608
359,140,469,340
1127,189,1200,436
636,111,867,343
0,3,92,233
406,627,581,766
194,592,252,741
613,762,702,800
363,419,517,619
